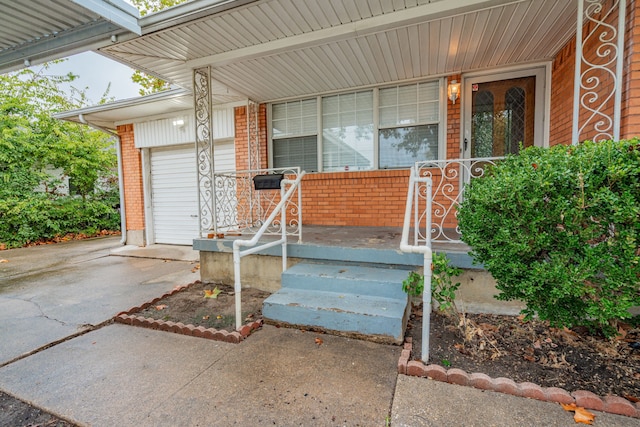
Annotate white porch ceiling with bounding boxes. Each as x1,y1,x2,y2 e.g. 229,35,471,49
98,0,577,104
0,0,140,73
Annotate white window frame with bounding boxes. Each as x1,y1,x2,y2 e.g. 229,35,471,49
268,77,446,172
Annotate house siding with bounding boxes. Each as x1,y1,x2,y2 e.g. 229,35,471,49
233,88,461,228
117,124,146,245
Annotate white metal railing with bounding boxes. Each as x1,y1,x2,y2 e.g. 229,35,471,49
212,167,303,242
400,165,433,363
401,157,502,362
231,171,306,330
415,157,502,243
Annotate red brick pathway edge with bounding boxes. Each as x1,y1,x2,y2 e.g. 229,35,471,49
398,337,640,419
112,282,263,344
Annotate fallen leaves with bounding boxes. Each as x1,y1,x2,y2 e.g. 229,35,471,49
154,304,168,311
561,403,596,425
204,287,221,299
0,259,8,263
314,337,323,346
191,263,200,273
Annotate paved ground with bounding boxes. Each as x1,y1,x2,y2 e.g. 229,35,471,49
0,238,638,426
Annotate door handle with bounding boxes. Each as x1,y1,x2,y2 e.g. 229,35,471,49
464,138,468,151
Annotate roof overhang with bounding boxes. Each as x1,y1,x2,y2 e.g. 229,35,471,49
97,0,578,104
0,0,141,73
53,88,193,131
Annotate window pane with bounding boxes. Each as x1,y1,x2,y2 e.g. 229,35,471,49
273,136,318,172
271,99,317,138
322,91,374,171
380,81,440,127
379,124,438,168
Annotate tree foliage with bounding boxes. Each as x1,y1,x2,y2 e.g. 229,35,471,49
129,0,188,95
458,140,640,337
0,63,120,248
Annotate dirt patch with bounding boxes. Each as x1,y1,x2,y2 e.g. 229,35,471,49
0,391,76,427
135,281,270,330
406,304,640,400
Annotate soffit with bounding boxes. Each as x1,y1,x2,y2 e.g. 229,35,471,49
99,0,577,103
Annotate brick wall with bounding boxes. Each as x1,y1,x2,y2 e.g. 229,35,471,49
116,124,145,233
447,74,462,159
230,83,463,228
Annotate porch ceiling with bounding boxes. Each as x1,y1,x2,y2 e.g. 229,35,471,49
98,0,577,104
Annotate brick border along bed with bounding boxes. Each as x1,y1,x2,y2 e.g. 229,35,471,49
397,337,640,419
113,282,263,344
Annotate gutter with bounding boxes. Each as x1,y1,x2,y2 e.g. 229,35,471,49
78,114,127,246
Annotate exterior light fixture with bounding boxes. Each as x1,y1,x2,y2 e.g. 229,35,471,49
111,34,118,43
448,80,461,104
24,59,31,67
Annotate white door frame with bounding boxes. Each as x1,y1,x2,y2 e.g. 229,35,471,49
461,65,550,159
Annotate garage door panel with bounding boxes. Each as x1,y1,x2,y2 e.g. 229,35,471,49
150,142,235,245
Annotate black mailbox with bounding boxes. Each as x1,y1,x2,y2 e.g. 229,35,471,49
253,173,284,190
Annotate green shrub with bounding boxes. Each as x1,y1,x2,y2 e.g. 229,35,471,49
458,139,640,336
402,253,463,313
0,193,120,248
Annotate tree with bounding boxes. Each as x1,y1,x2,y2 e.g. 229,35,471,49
0,63,120,247
129,0,188,95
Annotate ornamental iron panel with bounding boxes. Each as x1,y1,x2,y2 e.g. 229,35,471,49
194,66,214,236
572,0,626,143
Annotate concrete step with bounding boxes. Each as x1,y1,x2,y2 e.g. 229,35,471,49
281,262,411,300
263,288,407,343
264,263,410,344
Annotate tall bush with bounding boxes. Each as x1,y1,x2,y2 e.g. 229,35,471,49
458,139,640,336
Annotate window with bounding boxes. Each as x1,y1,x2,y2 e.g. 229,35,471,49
270,80,442,171
378,82,440,168
272,99,317,170
322,91,373,171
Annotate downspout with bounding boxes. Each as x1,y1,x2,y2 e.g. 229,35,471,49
78,114,127,245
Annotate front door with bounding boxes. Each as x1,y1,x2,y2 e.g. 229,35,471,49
463,68,546,159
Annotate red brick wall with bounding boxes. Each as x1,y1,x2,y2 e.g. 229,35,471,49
233,79,463,228
447,74,462,159
116,124,145,232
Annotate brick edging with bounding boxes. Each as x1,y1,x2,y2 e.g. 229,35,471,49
113,282,263,344
398,337,640,419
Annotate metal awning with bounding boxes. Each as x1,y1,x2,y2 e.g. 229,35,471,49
0,0,140,73
97,0,578,104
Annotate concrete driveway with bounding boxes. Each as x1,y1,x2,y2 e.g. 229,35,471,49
0,237,199,366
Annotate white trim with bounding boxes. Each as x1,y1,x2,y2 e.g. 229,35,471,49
461,64,549,159
141,147,154,245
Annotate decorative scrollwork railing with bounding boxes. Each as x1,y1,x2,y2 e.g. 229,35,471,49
573,0,626,143
212,167,302,242
413,157,502,243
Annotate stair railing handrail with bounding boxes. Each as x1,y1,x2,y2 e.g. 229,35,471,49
400,164,433,363
232,171,306,330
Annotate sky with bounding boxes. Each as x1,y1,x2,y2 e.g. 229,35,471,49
43,51,142,104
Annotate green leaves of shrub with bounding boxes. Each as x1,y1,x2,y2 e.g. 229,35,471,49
402,253,462,313
458,139,640,336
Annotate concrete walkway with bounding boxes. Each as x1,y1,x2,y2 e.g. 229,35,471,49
0,238,637,426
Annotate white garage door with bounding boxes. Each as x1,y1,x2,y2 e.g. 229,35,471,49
150,140,235,245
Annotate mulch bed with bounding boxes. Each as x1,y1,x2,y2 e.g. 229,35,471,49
402,304,640,418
